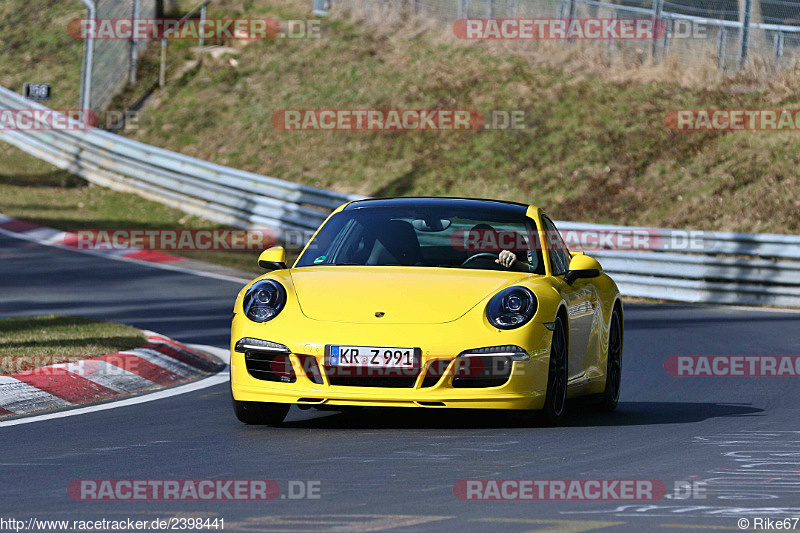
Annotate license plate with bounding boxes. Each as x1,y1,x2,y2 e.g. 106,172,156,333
326,345,418,368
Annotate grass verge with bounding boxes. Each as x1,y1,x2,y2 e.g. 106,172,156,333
120,0,799,234
0,144,265,273
0,315,146,374
0,0,85,109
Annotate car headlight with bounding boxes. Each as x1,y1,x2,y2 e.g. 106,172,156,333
242,279,287,323
486,287,537,330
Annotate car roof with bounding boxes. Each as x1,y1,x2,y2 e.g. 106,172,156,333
343,197,535,215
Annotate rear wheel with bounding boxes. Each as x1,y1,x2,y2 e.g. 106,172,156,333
232,398,290,425
541,315,568,425
597,306,623,412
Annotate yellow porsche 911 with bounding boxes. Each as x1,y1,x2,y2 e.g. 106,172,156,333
230,197,623,426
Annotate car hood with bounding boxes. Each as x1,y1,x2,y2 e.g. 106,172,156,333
289,266,527,324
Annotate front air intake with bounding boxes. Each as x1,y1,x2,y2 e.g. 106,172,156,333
452,355,512,388
244,351,296,383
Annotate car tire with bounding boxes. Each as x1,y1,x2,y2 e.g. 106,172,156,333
540,315,568,425
232,398,290,425
597,306,623,412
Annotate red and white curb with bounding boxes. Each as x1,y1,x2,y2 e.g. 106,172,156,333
0,330,224,418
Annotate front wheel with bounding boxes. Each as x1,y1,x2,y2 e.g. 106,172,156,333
232,398,290,425
597,306,623,412
541,315,568,425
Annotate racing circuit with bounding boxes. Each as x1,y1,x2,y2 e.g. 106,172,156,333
2,229,799,532
3,0,800,531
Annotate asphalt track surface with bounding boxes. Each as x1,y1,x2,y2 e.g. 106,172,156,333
2,232,800,533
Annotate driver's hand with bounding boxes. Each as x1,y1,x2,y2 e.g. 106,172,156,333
496,250,517,269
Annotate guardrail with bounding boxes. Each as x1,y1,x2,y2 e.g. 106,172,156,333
0,86,360,240
556,222,800,307
1,85,799,307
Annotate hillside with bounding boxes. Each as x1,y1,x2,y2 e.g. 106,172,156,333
1,0,799,235
125,1,799,233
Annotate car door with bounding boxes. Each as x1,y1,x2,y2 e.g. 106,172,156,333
542,216,596,381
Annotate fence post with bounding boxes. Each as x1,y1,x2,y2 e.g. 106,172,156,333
738,0,753,69
566,0,576,41
773,31,784,58
130,0,140,85
651,0,663,60
510,0,517,18
459,0,467,18
199,3,207,47
717,24,728,70
159,38,167,88
606,11,616,59
79,0,96,112
487,0,495,18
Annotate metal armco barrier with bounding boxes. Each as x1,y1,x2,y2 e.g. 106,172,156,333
1,85,799,307
556,222,800,307
0,86,360,240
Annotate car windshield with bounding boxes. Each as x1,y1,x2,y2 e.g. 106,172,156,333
295,205,545,273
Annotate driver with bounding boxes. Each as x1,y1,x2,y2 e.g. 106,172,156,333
468,223,533,273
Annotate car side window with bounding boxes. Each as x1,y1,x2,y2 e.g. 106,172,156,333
542,216,570,276
523,219,546,275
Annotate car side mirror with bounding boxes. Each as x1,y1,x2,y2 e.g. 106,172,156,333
563,254,601,286
258,246,287,270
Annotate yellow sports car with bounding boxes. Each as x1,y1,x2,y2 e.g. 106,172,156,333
230,198,623,425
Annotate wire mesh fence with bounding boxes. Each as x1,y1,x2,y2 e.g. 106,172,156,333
335,0,800,73
76,0,800,112
82,0,158,114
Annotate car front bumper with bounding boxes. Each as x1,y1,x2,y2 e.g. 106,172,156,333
230,317,554,411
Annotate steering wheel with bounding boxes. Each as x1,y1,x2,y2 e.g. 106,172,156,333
460,252,500,267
